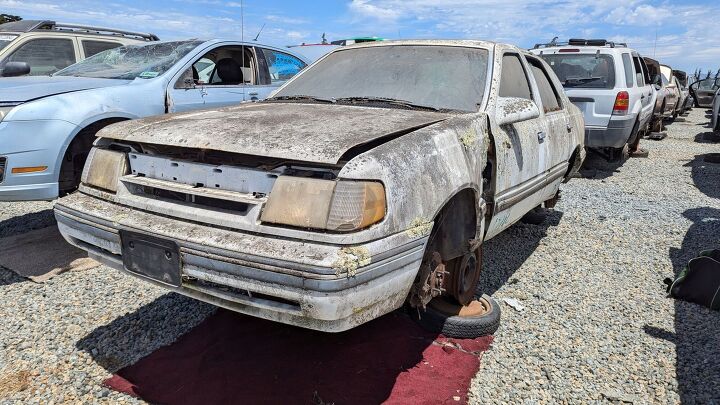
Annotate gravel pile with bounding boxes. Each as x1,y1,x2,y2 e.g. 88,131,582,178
0,109,718,403
472,109,720,404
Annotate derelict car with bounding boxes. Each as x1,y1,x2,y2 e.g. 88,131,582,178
55,40,585,334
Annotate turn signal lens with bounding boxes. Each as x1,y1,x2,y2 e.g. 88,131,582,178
326,181,386,231
261,176,386,232
612,91,630,115
11,166,47,174
81,148,129,193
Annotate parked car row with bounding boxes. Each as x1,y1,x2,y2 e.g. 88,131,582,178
530,38,695,160
0,25,710,338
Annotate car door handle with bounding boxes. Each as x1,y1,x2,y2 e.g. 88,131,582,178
249,92,259,96
537,131,546,142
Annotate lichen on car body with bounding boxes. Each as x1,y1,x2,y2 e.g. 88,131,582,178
332,247,371,277
406,218,433,238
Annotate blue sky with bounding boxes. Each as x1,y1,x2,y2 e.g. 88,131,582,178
3,0,719,73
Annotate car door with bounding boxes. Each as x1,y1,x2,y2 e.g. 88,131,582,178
2,35,79,75
690,78,719,108
526,55,574,171
484,53,552,240
167,44,252,113
249,47,308,101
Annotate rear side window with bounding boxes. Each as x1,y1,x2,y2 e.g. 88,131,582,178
499,54,532,100
527,57,562,113
621,53,634,87
7,38,76,75
632,56,646,87
540,53,616,89
82,40,122,57
260,48,307,85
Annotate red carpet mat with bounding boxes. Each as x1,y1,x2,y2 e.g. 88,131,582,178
104,309,492,404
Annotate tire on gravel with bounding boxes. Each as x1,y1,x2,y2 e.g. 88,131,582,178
411,294,501,339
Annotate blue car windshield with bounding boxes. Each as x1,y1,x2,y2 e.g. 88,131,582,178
54,40,203,80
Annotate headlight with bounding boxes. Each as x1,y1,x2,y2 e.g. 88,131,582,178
261,176,386,232
0,106,17,122
81,148,129,193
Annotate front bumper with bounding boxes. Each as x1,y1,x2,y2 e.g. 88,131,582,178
584,115,636,148
54,192,427,332
0,119,79,201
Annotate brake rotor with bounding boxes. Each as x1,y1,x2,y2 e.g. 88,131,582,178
445,248,482,306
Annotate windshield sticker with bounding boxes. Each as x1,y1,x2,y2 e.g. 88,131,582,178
0,35,17,41
139,71,160,79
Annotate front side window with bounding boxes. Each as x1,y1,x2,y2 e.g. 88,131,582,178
499,54,532,100
541,53,616,89
632,56,646,87
82,40,122,57
261,48,306,85
7,38,76,76
273,45,489,112
55,40,203,80
527,57,562,113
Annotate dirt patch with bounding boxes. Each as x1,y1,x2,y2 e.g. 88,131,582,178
0,226,100,282
0,369,31,397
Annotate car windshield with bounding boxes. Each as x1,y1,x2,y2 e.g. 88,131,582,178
54,40,203,80
0,34,17,51
541,53,616,89
272,45,489,112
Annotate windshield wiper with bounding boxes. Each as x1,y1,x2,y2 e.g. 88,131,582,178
334,96,441,111
265,95,336,103
564,76,605,87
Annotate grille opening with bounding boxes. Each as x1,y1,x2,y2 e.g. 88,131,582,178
187,277,301,310
139,185,251,214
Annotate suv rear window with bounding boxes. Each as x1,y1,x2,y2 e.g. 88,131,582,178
540,54,616,89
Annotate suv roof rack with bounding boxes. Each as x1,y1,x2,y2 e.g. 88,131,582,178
0,20,159,41
533,38,627,49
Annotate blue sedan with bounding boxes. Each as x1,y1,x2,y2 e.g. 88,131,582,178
0,39,312,201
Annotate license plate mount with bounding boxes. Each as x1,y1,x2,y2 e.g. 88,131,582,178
120,231,181,287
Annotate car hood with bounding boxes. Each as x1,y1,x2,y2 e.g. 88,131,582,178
98,102,452,164
0,76,131,103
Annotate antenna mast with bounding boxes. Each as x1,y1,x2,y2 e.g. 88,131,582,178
254,23,265,41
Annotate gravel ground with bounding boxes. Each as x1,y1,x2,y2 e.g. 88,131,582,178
472,108,720,404
0,109,718,403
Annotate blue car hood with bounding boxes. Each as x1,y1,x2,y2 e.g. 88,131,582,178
0,76,132,103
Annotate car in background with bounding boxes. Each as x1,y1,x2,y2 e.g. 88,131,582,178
531,38,655,159
55,40,584,336
0,39,310,201
660,64,680,118
643,57,667,132
689,76,720,108
0,20,157,77
712,88,720,132
330,36,385,46
673,70,693,115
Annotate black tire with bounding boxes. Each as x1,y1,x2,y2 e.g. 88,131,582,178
411,295,501,339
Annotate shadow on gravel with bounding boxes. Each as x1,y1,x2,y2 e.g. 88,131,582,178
0,209,56,239
578,149,628,180
683,155,720,200
694,132,720,143
478,210,563,295
80,295,491,404
0,266,27,286
650,207,720,403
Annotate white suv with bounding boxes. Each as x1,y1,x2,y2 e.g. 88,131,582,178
530,39,656,159
0,20,157,77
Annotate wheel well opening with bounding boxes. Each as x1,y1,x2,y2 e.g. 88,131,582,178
426,188,479,263
59,118,129,194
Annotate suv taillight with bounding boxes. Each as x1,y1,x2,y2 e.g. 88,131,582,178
613,91,629,115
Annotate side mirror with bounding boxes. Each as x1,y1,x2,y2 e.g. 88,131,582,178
1,61,30,77
496,97,540,126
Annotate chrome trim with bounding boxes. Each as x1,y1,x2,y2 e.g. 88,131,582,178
494,162,568,212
